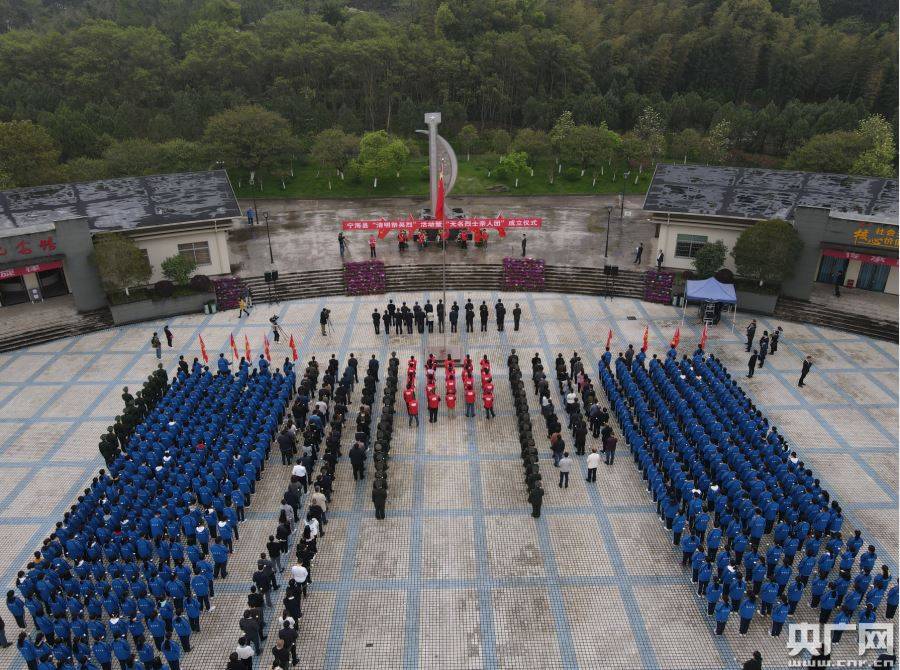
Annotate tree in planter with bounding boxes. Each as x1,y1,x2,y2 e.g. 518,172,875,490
731,220,803,289
693,240,727,279
161,254,197,287
310,128,359,181
456,124,479,161
494,151,529,187
353,130,409,188
202,105,299,188
92,234,151,297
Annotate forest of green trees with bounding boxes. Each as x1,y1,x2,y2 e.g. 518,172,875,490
0,0,896,190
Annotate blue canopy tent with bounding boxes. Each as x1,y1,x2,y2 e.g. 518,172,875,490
682,277,738,333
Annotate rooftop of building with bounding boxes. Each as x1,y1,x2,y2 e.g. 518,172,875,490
0,170,241,235
643,163,898,222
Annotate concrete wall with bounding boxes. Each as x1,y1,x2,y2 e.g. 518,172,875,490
656,220,742,271
109,291,215,325
55,218,107,311
736,290,778,315
127,227,232,282
783,207,829,300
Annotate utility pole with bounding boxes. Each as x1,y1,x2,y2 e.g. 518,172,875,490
264,211,274,265
604,205,613,260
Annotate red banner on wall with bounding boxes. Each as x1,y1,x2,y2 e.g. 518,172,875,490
342,217,542,231
0,260,63,280
821,248,898,267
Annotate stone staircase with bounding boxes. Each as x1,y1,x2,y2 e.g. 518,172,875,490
774,296,898,342
242,263,647,302
242,268,347,303
0,307,114,353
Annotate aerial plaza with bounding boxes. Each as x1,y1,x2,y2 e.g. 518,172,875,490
0,272,896,670
0,2,897,662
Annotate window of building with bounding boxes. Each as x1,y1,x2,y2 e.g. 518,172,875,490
177,241,211,266
674,234,708,258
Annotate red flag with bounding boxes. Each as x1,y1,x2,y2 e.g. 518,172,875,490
699,324,708,350
244,334,252,362
498,226,507,238
671,327,681,349
441,228,450,241
435,171,445,221
288,334,298,362
605,329,613,348
641,326,649,352
263,335,271,362
198,335,209,364
377,228,389,239
230,334,239,362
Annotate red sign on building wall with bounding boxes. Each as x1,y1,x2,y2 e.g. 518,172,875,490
0,260,63,280
821,248,898,267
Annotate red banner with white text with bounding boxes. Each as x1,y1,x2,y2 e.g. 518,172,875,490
342,217,542,231
821,248,898,267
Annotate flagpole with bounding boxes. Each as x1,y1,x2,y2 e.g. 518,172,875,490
442,212,447,355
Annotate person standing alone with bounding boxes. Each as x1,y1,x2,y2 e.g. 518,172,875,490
521,233,527,256
586,447,600,483
798,356,813,387
164,325,174,347
558,452,573,488
151,333,162,359
369,235,377,258
634,243,643,264
747,350,758,378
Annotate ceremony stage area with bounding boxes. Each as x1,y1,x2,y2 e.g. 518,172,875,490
0,291,895,670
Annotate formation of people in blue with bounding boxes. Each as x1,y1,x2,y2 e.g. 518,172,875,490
7,356,294,670
599,345,897,648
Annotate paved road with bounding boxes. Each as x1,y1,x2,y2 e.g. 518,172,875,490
230,195,657,276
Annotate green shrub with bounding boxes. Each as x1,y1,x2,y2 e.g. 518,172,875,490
154,280,174,298
161,253,196,286
562,167,580,182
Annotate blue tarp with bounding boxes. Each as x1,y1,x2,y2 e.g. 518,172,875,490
685,277,737,304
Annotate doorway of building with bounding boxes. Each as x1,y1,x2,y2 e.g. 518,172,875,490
855,262,890,292
0,276,29,306
37,268,69,298
816,255,848,284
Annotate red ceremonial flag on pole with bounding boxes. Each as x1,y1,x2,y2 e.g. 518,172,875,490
699,323,709,350
435,171,445,221
244,334,251,362
605,329,613,349
230,334,239,362
198,335,209,364
641,325,649,352
671,326,681,349
288,334,298,362
263,335,271,362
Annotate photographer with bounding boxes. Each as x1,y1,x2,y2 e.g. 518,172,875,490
269,314,281,342
319,308,331,336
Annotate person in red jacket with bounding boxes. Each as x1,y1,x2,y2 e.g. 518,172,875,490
427,392,441,423
407,397,419,427
464,387,476,417
482,392,495,419
480,355,490,373
403,383,415,406
445,392,456,416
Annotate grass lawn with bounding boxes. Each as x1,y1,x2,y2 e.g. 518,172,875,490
230,154,655,200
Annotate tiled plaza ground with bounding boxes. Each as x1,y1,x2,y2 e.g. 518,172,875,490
0,292,896,670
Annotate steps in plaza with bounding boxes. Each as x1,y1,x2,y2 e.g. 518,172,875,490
385,263,505,292
243,268,346,303
0,307,113,353
774,296,898,342
542,265,645,299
